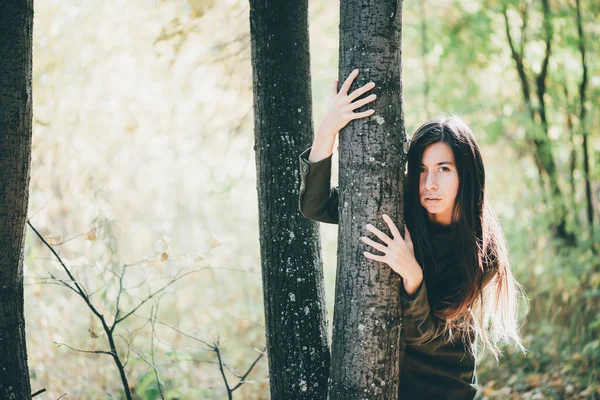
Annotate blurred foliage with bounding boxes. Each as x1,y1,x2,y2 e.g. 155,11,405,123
22,0,599,398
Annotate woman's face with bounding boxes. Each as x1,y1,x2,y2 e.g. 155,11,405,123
419,141,459,225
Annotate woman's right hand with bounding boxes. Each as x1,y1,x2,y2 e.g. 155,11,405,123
317,68,377,138
307,69,377,163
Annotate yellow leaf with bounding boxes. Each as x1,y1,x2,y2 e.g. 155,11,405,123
86,227,97,241
45,235,62,246
208,233,221,249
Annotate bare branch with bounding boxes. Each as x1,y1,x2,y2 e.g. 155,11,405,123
114,267,207,327
230,346,267,392
130,305,167,400
54,342,112,356
28,203,48,222
123,259,151,268
152,320,212,349
113,264,129,326
212,340,232,398
116,317,152,368
149,306,165,400
28,220,134,399
27,221,105,323
25,276,79,293
149,319,266,397
87,277,111,298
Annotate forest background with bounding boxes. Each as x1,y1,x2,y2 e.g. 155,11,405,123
23,0,598,398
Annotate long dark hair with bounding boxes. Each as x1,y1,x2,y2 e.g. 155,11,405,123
404,115,527,359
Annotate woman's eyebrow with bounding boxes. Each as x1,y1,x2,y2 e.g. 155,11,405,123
420,161,454,166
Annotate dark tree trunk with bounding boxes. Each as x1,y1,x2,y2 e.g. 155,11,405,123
249,2,330,399
329,1,406,399
0,1,34,398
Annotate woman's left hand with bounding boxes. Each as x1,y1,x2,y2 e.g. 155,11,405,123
361,214,423,294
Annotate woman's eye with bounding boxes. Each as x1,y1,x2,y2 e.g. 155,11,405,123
440,167,450,172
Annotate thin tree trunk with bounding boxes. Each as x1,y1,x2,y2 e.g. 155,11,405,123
0,1,34,398
329,1,406,398
503,1,574,244
575,0,594,239
563,89,577,216
249,2,330,399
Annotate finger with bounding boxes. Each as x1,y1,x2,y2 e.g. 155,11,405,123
363,251,386,263
348,81,376,102
331,79,339,96
360,236,388,254
348,94,377,111
339,68,359,95
382,214,402,240
346,109,375,120
365,224,393,246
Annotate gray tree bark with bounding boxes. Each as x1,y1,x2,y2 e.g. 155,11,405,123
0,1,34,398
329,1,407,399
249,2,330,399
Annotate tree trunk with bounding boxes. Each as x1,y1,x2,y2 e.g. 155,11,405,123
502,1,574,244
575,0,594,240
329,1,406,399
249,2,330,399
0,1,34,398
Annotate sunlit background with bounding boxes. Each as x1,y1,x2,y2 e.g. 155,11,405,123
24,0,599,398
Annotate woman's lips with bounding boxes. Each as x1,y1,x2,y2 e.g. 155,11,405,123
425,198,441,202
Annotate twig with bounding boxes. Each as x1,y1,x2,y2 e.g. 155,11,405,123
54,342,112,356
229,347,266,392
212,340,232,399
153,320,266,398
149,305,165,399
113,267,207,327
28,219,209,400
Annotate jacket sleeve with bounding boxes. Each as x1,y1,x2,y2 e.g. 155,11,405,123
298,147,339,225
400,279,448,346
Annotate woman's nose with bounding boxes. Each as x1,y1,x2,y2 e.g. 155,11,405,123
425,173,438,190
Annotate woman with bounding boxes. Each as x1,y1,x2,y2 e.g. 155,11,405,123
298,69,527,399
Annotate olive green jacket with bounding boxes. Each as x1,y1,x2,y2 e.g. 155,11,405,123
298,147,498,399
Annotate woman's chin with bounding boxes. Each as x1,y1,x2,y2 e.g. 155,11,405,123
422,203,443,211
